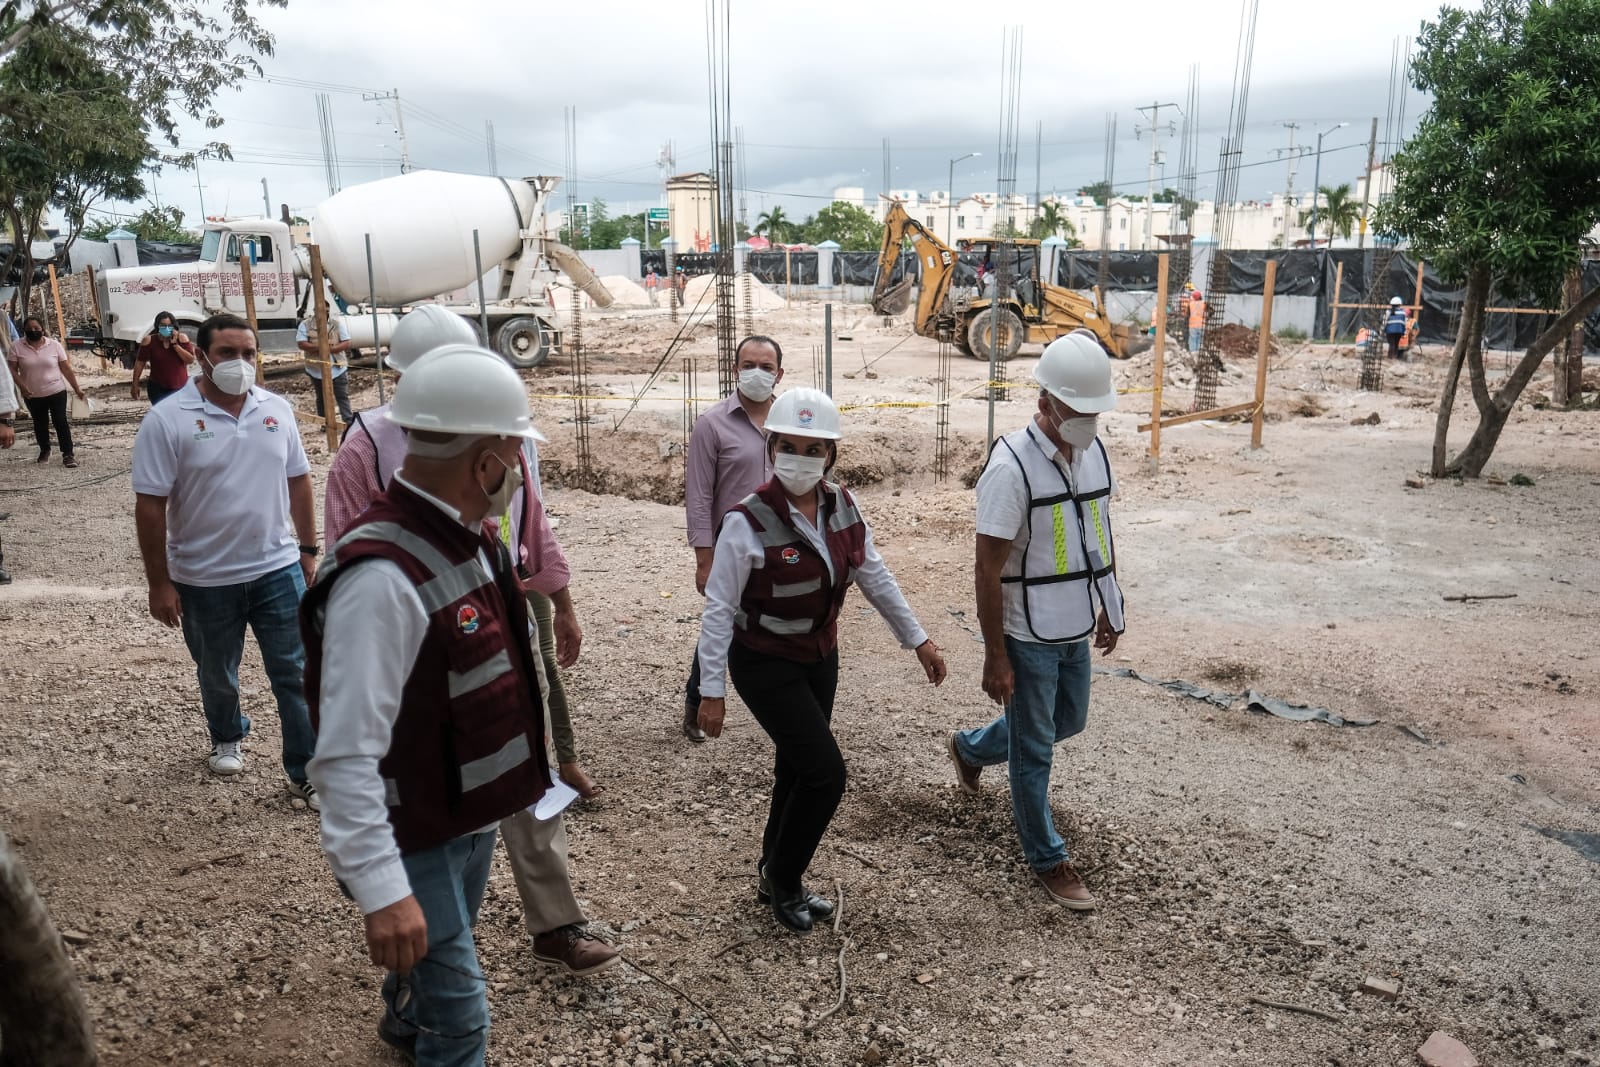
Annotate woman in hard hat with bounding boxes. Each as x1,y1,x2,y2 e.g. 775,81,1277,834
1384,296,1410,361
694,387,948,933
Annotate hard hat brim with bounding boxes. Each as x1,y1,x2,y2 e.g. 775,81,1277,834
764,423,842,441
1041,384,1117,414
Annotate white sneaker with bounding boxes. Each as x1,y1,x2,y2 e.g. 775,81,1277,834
286,778,321,811
208,740,244,776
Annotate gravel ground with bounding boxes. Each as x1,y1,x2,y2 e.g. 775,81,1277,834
1,311,1596,1066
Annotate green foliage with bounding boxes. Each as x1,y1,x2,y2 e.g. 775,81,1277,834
1276,324,1308,341
992,218,1023,238
797,200,882,250
754,205,795,244
1028,201,1080,245
1299,183,1361,241
83,204,196,243
1377,0,1600,303
1076,180,1112,202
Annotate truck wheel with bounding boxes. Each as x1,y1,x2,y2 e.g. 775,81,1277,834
493,316,551,369
966,308,1024,362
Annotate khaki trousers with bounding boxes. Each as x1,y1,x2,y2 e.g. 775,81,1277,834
498,619,586,935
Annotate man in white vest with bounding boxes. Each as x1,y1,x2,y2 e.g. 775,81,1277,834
947,329,1126,910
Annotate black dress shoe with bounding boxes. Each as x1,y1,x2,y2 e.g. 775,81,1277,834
768,883,813,933
759,865,834,920
682,704,707,742
0,567,10,585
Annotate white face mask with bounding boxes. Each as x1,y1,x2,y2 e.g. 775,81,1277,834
1056,414,1099,451
737,367,777,402
773,453,827,495
206,357,255,396
482,452,524,516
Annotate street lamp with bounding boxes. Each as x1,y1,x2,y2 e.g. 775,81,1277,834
1308,122,1347,248
947,152,980,245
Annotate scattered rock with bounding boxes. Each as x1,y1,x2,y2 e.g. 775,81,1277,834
1417,1030,1479,1067
914,974,935,985
1360,976,1399,1000
1405,477,1426,489
1351,411,1381,426
1509,473,1535,487
60,929,92,946
862,1040,886,1065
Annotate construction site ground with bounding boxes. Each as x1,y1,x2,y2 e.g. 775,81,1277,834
2,300,1597,1067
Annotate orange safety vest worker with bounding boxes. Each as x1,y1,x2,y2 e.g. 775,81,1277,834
1188,296,1206,329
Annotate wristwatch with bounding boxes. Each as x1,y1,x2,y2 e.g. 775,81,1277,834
299,544,321,558
0,416,12,426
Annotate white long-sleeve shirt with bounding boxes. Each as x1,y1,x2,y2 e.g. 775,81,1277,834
307,475,494,915
0,353,17,415
697,490,927,698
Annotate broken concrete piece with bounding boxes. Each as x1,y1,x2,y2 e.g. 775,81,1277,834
1360,976,1399,1000
1405,477,1426,489
1417,1030,1479,1067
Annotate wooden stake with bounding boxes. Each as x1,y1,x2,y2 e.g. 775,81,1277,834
1411,258,1425,313
306,244,340,451
85,264,107,371
1252,258,1276,450
239,250,259,333
1329,261,1344,342
1149,253,1169,470
47,263,66,342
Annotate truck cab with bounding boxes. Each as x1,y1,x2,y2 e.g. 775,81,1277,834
94,217,298,360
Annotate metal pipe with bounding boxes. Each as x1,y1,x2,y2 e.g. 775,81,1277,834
1308,122,1347,249
366,233,385,404
472,229,490,344
824,302,833,396
947,152,978,245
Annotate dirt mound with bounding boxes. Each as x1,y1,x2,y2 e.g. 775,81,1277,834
1212,323,1277,360
596,274,653,307
680,272,787,312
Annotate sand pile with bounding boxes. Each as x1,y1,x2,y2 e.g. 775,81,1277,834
596,274,653,307
680,272,788,312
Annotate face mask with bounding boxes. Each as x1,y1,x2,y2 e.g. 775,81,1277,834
1056,414,1099,451
158,325,174,338
773,453,827,495
24,329,42,342
737,367,777,402
205,356,255,396
481,452,524,516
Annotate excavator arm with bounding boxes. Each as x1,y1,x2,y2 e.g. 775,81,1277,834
871,202,958,340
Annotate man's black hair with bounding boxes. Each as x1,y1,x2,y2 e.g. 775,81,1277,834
197,313,258,354
736,334,783,368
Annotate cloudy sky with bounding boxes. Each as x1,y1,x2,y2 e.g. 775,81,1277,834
115,0,1446,230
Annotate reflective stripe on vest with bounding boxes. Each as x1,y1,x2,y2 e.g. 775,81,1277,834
995,426,1126,643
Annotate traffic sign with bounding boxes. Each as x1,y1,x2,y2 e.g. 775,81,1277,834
648,208,670,221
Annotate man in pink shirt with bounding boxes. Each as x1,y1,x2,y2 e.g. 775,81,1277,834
7,315,87,467
681,335,782,741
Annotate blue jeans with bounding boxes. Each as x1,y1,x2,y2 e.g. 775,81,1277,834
175,563,315,782
1188,327,1203,353
382,830,497,1067
955,637,1091,872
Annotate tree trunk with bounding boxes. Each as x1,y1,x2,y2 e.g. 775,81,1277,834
1553,268,1585,408
1432,266,1489,477
1449,277,1600,478
0,834,97,1066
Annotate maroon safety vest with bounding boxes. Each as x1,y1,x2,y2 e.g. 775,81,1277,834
301,481,551,855
729,479,868,663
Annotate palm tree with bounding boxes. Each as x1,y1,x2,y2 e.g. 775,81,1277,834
754,206,793,244
1299,183,1361,244
1030,200,1068,239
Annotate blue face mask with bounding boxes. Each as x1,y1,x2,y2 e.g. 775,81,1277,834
158,325,174,338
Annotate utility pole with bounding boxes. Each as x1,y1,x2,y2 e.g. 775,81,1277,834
1275,122,1306,247
486,120,497,175
1358,117,1378,249
260,178,270,219
363,89,411,174
1135,101,1179,251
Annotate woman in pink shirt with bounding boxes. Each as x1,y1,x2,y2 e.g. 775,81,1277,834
7,315,86,467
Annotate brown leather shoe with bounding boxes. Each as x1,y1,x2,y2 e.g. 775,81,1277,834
682,704,707,743
1036,861,1096,911
532,924,621,976
947,733,981,796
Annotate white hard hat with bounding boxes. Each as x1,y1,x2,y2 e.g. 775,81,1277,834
765,387,842,441
388,306,479,374
387,343,546,442
1390,296,1404,306
1034,330,1117,413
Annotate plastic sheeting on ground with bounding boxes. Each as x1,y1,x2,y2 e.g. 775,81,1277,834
1095,666,1378,727
1536,828,1600,865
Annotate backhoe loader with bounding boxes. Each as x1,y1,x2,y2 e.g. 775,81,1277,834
871,202,1150,361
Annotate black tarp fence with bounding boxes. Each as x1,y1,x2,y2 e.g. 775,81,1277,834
1052,247,1600,353
837,250,912,286
753,251,819,286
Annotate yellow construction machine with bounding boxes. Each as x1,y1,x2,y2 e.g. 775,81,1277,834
871,202,1150,361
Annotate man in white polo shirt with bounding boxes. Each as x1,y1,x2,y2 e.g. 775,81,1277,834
133,313,322,808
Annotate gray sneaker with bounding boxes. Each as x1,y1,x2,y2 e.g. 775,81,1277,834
208,740,243,776
285,778,322,811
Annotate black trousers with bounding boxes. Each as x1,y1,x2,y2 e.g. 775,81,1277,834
25,390,72,457
307,371,353,424
684,647,702,711
729,642,843,892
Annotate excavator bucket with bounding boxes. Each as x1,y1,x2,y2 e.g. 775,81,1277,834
873,277,914,316
1110,322,1154,359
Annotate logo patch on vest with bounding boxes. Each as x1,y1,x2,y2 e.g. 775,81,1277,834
780,546,801,565
262,416,280,432
457,605,480,633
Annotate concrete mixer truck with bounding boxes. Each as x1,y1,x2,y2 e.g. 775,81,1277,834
89,171,614,369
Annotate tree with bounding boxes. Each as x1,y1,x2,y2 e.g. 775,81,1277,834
1076,180,1112,202
799,200,882,250
83,204,197,244
754,205,795,244
578,197,647,249
1378,0,1600,478
1028,201,1079,246
1297,183,1360,242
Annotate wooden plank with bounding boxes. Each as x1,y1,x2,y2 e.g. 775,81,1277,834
1252,259,1276,450
1411,258,1425,314
239,252,259,333
1148,253,1169,468
1329,261,1343,342
1137,400,1256,434
306,245,340,451
47,263,66,341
